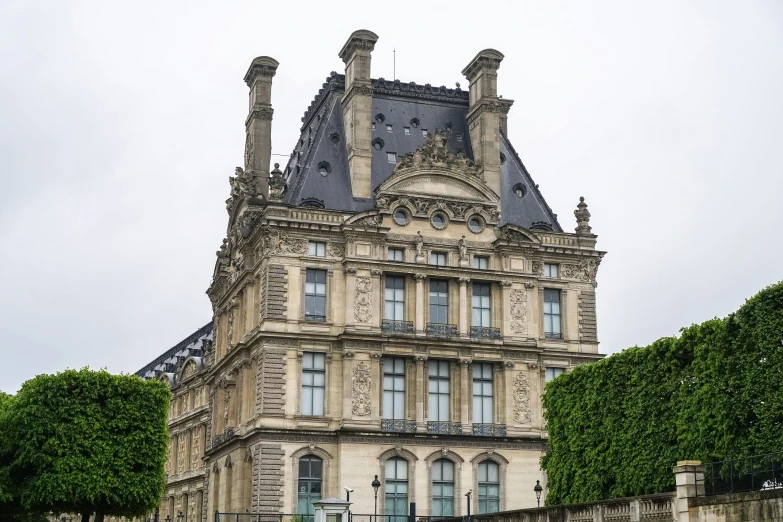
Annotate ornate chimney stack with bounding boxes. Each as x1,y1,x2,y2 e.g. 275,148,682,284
243,56,279,200
339,29,378,199
462,49,512,204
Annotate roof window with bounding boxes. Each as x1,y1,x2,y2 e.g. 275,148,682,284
500,152,506,164
330,132,340,144
404,127,410,135
512,183,527,198
375,113,386,123
410,118,420,128
372,137,385,150
422,129,428,137
317,161,332,177
387,153,397,164
456,134,463,142
386,124,393,133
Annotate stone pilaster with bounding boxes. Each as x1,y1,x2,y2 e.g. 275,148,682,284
243,56,278,199
414,273,426,333
459,277,470,336
673,460,704,522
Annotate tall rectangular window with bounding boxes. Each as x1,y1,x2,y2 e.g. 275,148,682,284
472,283,491,327
383,358,406,419
385,276,405,321
544,288,562,338
544,263,558,278
305,269,327,322
385,458,409,519
478,461,500,514
472,363,494,424
545,367,565,382
473,256,489,270
431,459,455,516
429,280,449,324
301,352,325,416
308,241,325,257
428,361,450,422
430,252,447,266
388,248,404,261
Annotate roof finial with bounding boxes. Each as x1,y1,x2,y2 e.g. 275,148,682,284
574,196,592,235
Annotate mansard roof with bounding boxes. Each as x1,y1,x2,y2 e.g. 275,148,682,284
135,322,212,380
281,73,562,232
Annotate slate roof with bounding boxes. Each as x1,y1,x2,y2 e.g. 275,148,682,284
282,73,562,232
135,322,212,380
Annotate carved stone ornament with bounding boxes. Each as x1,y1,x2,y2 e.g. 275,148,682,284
268,163,286,201
354,276,373,323
574,197,592,235
328,242,346,258
191,429,201,469
561,257,600,283
531,261,544,276
351,362,371,416
350,214,383,227
229,166,261,200
391,130,481,176
223,390,231,427
183,361,196,379
510,289,528,334
513,373,531,424
244,133,253,171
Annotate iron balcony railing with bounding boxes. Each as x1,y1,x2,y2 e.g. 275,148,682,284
426,323,458,337
382,319,415,334
470,326,501,339
215,514,314,522
704,452,783,495
305,314,327,322
427,421,463,435
210,427,235,450
472,423,507,437
381,419,417,433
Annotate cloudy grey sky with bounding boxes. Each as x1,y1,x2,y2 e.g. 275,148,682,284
1,1,781,393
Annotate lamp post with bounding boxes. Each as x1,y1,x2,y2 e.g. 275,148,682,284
177,511,184,522
534,480,543,508
371,474,381,522
165,516,171,522
465,489,472,522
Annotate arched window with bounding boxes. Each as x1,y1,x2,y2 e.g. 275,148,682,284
431,459,455,516
385,457,409,520
297,455,323,515
477,461,499,514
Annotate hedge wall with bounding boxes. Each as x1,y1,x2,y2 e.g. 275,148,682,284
541,281,783,505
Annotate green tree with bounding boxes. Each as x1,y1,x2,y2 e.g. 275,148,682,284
5,369,169,522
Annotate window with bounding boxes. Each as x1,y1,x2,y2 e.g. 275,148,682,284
393,209,410,226
404,127,410,135
428,361,450,422
388,248,404,261
545,367,565,382
429,280,449,324
456,134,463,142
388,153,397,164
544,289,562,339
308,241,325,257
301,352,325,416
431,459,455,516
385,276,405,321
385,458,408,519
297,455,323,515
430,252,447,267
383,358,406,419
372,123,376,131
431,213,447,230
305,269,327,322
422,129,428,137
386,124,393,133
473,363,494,424
544,263,558,278
468,216,483,233
478,461,500,514
473,256,489,270
472,283,491,327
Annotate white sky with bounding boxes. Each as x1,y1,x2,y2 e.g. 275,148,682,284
1,0,782,393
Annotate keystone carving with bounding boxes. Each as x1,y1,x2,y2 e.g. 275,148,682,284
351,362,371,416
354,276,372,323
513,373,531,424
510,289,528,334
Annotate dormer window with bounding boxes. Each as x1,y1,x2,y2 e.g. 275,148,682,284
386,124,393,133
387,153,397,164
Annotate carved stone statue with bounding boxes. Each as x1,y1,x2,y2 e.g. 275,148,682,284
415,231,424,257
268,163,285,201
223,390,231,427
458,235,468,260
574,196,592,235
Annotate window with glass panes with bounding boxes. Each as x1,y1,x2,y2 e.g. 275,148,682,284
297,455,323,515
431,459,455,516
385,276,405,321
305,269,327,321
472,363,494,424
383,358,406,419
428,361,450,421
385,457,408,518
301,352,325,416
544,263,558,278
545,367,565,382
430,252,447,266
388,248,404,261
477,460,500,514
543,288,562,338
473,256,489,270
429,280,449,324
308,241,325,257
472,283,491,327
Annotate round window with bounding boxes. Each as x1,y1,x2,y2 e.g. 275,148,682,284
468,216,483,233
393,209,410,226
512,183,527,198
430,212,447,230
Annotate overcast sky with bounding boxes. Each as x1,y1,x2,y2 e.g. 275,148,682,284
1,1,781,393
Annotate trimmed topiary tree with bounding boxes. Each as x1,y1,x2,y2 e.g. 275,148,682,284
5,369,169,522
542,281,783,505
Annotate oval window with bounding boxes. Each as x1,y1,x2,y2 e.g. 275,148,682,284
394,209,410,226
468,217,483,233
431,213,447,230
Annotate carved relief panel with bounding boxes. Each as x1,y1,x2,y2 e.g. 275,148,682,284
351,362,371,416
510,289,528,334
512,373,531,424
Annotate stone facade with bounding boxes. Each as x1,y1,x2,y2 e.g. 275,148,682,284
137,28,608,522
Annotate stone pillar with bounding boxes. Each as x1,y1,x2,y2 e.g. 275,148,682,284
371,269,383,328
500,281,512,337
462,49,511,206
459,277,470,336
460,360,472,426
339,29,378,199
345,268,357,327
415,356,427,430
243,56,279,199
415,274,426,333
562,289,570,342
673,460,704,522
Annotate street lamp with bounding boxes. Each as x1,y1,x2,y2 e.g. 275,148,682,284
177,512,184,522
165,516,171,522
465,489,472,522
534,480,543,508
371,474,381,522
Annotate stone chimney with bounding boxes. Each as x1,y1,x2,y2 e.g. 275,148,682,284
243,56,279,200
339,29,378,199
462,49,511,201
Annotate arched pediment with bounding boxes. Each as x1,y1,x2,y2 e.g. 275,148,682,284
344,211,384,228
158,372,175,388
495,224,541,245
377,169,499,204
178,356,203,382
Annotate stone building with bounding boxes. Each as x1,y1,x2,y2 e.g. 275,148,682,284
137,28,606,522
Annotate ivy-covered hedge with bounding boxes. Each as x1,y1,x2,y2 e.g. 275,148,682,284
542,281,783,505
